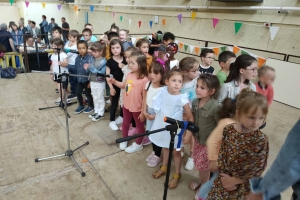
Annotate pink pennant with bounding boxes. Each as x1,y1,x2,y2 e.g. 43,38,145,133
57,5,61,11
213,18,219,29
177,14,182,23
112,12,116,18
25,1,29,8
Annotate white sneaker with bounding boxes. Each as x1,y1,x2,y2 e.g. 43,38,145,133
185,157,194,171
125,142,143,153
106,99,111,104
146,151,155,162
109,121,119,131
119,141,128,150
115,116,123,124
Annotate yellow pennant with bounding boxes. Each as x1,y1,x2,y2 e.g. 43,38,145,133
191,12,197,20
42,3,46,8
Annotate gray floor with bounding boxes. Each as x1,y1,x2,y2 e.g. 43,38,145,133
0,73,298,200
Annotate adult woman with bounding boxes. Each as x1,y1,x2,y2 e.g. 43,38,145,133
18,20,28,34
10,23,23,52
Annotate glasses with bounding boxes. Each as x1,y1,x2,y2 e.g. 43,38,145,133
245,68,258,72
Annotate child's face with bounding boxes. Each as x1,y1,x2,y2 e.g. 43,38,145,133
240,61,258,80
92,50,103,58
185,62,200,81
260,70,276,85
201,53,214,66
139,42,149,55
128,56,139,72
111,43,121,56
119,31,127,42
27,38,34,46
68,35,77,42
52,30,61,39
220,57,236,71
78,43,88,56
124,50,131,64
37,38,41,43
149,68,162,85
196,79,213,99
52,44,63,53
238,108,265,132
83,32,92,41
165,74,183,94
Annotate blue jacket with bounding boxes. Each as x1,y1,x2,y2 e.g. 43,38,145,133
250,119,300,200
48,23,58,32
75,53,94,83
87,57,107,82
11,30,23,46
40,20,49,32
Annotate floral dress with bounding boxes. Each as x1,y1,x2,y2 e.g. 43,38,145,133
207,124,269,200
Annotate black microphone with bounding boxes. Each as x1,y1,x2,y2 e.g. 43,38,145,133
164,117,199,133
64,49,79,54
96,73,113,78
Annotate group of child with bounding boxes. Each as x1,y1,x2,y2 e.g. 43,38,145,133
48,22,278,199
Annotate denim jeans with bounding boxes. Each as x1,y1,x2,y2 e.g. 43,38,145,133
68,64,77,95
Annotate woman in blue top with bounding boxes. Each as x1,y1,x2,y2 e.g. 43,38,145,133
10,23,23,52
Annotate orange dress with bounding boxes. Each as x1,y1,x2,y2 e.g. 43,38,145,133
146,54,153,71
105,45,111,61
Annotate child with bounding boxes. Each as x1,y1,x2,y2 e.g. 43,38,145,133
179,57,200,171
166,42,179,69
199,48,215,74
80,23,98,42
83,42,107,121
207,88,269,200
136,39,153,70
149,30,163,55
52,26,62,39
119,29,131,51
218,54,258,104
255,66,275,106
99,31,109,45
144,58,169,167
110,23,119,33
64,30,79,101
105,31,119,61
216,51,236,86
108,51,148,153
81,28,93,45
74,40,94,114
150,69,194,189
50,38,68,104
106,39,126,131
157,32,175,52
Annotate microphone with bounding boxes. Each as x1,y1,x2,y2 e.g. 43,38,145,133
164,117,199,133
64,49,79,54
96,73,113,78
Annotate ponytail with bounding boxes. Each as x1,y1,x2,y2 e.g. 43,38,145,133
218,97,237,120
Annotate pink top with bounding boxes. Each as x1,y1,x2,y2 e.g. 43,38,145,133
255,82,274,106
123,72,148,112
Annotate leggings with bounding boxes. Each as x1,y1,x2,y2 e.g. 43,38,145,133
110,86,120,121
76,81,93,107
122,106,145,145
120,106,136,127
152,143,162,157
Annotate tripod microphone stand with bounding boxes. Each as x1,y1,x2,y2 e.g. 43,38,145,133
35,72,89,177
116,117,198,200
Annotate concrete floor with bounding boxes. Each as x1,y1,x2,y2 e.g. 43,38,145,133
0,73,299,200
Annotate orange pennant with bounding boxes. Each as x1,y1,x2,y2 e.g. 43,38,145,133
74,5,78,11
213,47,219,56
257,57,266,68
178,42,184,50
162,19,166,26
194,47,200,55
233,46,240,54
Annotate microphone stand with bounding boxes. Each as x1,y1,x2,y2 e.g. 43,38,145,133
33,36,40,70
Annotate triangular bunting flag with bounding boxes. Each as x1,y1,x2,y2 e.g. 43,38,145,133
212,18,219,29
25,1,29,8
220,46,226,52
257,57,266,67
227,46,233,52
112,12,116,18
143,36,148,39
105,6,108,11
191,12,197,20
213,48,219,56
194,47,200,55
131,37,137,45
174,40,179,45
42,3,46,8
120,16,123,22
157,34,162,41
189,45,195,54
138,21,142,28
233,46,240,54
128,19,132,25
241,50,249,55
270,26,279,40
9,0,14,5
234,22,243,35
57,5,61,11
162,19,166,26
184,44,189,52
90,5,94,12
149,21,153,29
73,5,78,11
177,14,182,23
178,42,184,50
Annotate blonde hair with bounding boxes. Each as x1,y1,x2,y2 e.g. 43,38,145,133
258,65,275,77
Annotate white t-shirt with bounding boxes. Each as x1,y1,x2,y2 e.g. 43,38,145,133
170,60,179,69
51,52,68,74
145,81,161,108
64,42,78,65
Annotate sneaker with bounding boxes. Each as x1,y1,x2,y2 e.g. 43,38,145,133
83,106,94,114
125,142,143,153
92,114,104,122
147,155,161,168
146,151,155,162
115,116,123,124
106,99,111,104
67,94,77,101
142,136,151,146
109,121,119,131
185,157,194,171
119,141,128,150
128,128,137,136
74,106,85,114
55,97,61,104
88,112,98,119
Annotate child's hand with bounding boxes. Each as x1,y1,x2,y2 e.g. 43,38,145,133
138,113,146,122
147,114,155,120
110,88,116,96
220,173,239,189
107,78,116,84
83,63,90,69
118,63,125,69
183,131,192,144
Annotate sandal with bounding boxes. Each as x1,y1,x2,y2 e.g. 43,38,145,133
189,180,202,191
152,165,167,179
168,173,181,189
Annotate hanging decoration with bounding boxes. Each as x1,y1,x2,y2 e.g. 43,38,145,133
178,42,184,50
234,22,243,35
162,19,166,26
191,12,197,20
149,21,153,29
73,5,78,11
231,45,266,67
233,46,240,54
138,21,142,28
189,45,195,54
177,14,182,23
128,19,132,25
57,5,61,11
25,1,29,8
120,16,123,22
220,46,226,52
212,18,219,29
257,57,267,67
194,47,200,55
184,44,189,52
105,6,108,11
241,50,249,55
90,5,94,12
212,47,219,56
112,12,116,18
270,26,279,40
9,0,14,5
42,3,46,8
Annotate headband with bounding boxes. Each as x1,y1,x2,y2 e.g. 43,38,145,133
156,58,167,71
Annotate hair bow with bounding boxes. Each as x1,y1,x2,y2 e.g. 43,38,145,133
156,58,166,71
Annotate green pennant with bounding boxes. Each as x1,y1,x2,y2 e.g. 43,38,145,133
234,22,243,35
120,16,123,22
143,36,148,39
220,46,226,52
9,0,14,5
184,44,189,52
241,50,249,55
157,34,162,41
